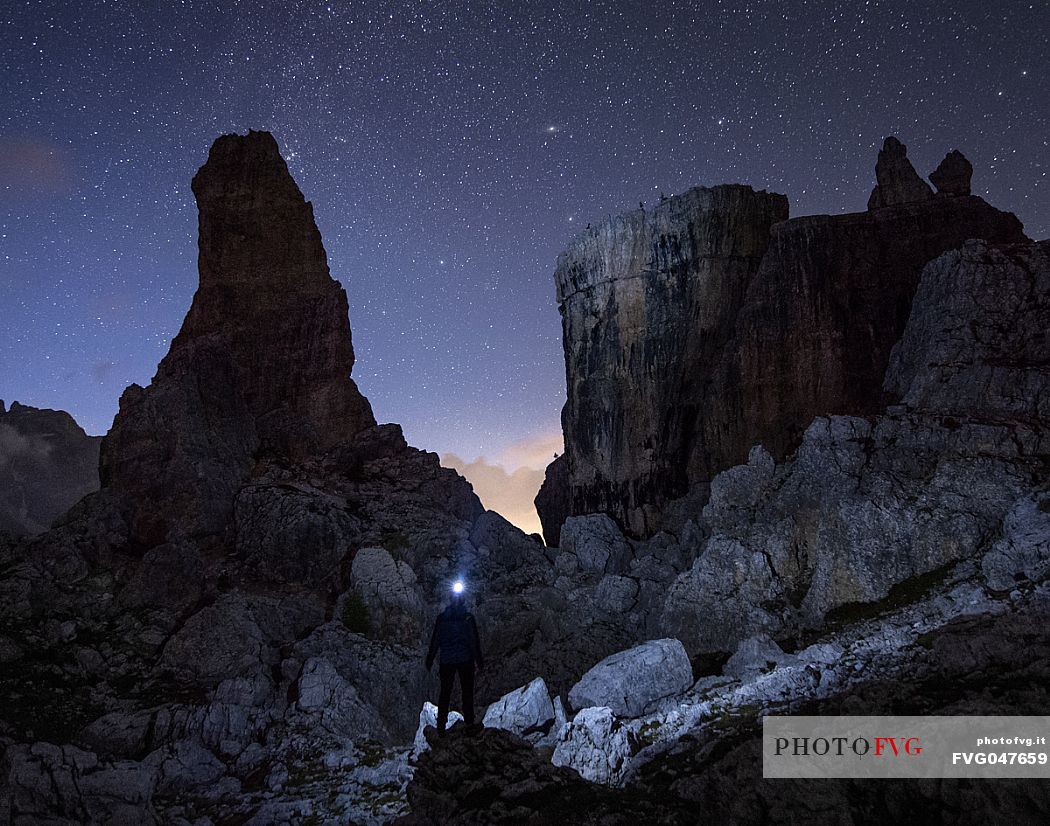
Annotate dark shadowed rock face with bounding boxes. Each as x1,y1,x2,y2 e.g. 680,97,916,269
661,239,1050,655
395,726,666,826
100,131,375,544
694,192,1027,496
866,135,933,209
535,453,570,547
929,149,973,196
886,240,1050,422
183,130,375,450
0,401,100,536
538,140,1027,541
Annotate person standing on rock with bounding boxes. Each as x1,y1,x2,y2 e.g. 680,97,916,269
426,580,484,732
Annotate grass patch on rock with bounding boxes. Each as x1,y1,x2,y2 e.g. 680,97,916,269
820,562,957,635
341,591,371,636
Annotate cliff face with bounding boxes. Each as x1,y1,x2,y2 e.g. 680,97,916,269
0,401,100,535
538,139,1028,542
540,185,790,544
697,192,1027,495
100,131,375,545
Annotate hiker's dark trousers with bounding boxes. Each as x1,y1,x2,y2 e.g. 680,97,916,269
437,661,475,730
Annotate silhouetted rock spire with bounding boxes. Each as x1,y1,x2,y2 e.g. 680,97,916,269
101,130,374,544
867,136,934,209
930,148,973,195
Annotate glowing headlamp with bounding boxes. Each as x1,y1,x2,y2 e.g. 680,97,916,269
452,580,465,595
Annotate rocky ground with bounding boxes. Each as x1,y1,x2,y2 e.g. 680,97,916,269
401,569,1050,824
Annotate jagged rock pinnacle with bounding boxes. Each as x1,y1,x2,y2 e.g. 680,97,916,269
101,130,374,544
929,148,973,196
867,136,934,209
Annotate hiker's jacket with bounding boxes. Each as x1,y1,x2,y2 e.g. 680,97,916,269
426,603,484,668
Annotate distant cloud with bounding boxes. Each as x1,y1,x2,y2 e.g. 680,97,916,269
0,423,52,469
496,429,564,471
442,428,562,536
443,453,547,536
0,137,71,195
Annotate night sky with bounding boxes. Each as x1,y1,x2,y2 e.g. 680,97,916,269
3,1,1048,480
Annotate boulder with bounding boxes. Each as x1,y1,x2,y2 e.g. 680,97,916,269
482,677,555,736
161,594,267,686
80,710,154,758
295,656,390,741
595,575,638,612
551,706,632,784
293,622,428,742
412,702,463,758
468,509,550,572
982,495,1050,590
143,739,225,794
929,149,973,195
723,634,796,679
560,514,631,574
797,641,845,666
705,445,776,518
568,638,692,717
349,546,424,643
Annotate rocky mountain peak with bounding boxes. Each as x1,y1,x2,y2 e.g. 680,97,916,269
867,135,934,209
929,148,973,195
100,130,375,544
179,129,375,447
187,131,329,300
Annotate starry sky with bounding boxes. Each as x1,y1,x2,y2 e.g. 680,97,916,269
2,0,1048,483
